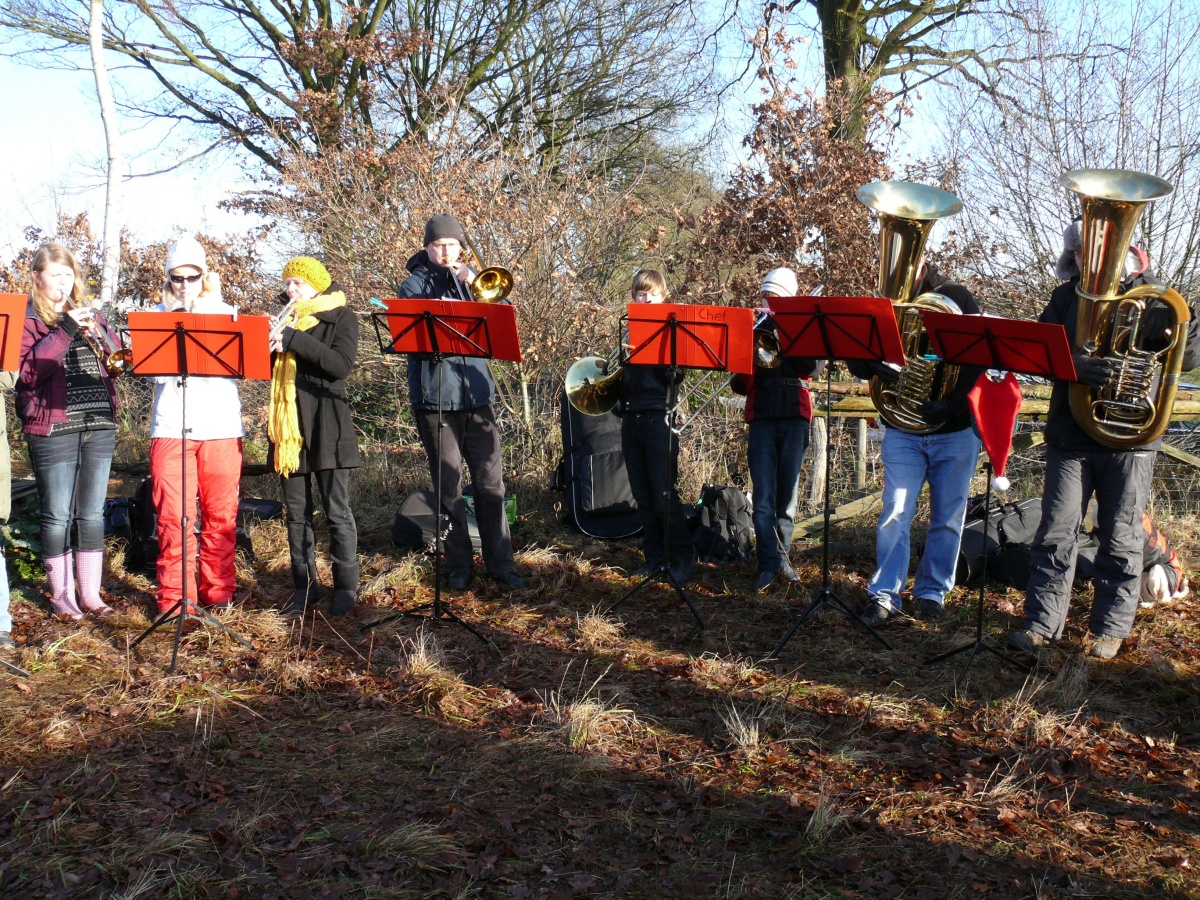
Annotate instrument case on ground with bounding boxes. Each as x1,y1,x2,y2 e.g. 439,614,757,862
550,388,642,540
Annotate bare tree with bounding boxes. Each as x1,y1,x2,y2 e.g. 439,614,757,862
1,0,715,173
88,0,122,306
769,0,1036,142
941,0,1200,315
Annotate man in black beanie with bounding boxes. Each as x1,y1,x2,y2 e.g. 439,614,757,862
397,213,525,591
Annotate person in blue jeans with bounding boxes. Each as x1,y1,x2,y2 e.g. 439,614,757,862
730,268,823,592
848,261,984,624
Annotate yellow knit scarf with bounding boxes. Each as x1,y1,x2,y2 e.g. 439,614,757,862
269,291,347,476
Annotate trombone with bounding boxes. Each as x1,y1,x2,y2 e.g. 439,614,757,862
455,230,515,303
668,311,782,434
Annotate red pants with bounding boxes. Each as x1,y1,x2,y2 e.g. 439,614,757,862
149,437,242,612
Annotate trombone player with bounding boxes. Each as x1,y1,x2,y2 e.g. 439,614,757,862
730,268,824,592
397,214,525,592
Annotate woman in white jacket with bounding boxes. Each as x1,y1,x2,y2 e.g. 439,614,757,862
149,237,243,615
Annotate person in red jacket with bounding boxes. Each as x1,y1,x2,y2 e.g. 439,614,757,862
730,268,823,592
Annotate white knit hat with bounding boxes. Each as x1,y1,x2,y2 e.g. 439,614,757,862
760,267,799,298
165,236,208,275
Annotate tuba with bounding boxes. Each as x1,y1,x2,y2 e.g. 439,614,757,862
856,181,964,433
1062,168,1191,448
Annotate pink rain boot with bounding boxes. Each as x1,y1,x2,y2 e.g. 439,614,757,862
45,553,83,621
75,549,113,617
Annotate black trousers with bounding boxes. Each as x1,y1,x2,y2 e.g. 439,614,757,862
281,467,359,592
1023,445,1155,640
414,405,516,575
621,410,693,565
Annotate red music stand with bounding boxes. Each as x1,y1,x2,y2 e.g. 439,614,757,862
0,293,27,372
364,298,521,643
0,295,29,675
918,312,1074,687
608,303,755,630
127,311,270,674
765,296,906,656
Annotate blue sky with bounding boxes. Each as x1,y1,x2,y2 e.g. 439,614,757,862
0,54,252,256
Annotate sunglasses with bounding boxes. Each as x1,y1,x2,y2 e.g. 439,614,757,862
170,273,203,285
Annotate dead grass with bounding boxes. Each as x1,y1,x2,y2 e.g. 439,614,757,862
573,608,624,650
536,664,639,751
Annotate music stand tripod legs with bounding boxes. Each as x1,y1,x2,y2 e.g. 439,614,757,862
129,327,252,674
924,462,1030,689
362,340,487,645
605,360,705,631
771,360,892,658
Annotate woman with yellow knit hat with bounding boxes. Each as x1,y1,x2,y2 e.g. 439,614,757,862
269,257,362,616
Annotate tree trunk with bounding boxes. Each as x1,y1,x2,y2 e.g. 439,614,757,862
89,0,122,306
815,0,870,144
808,413,828,512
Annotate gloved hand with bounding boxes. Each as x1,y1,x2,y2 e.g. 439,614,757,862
280,326,297,350
864,360,901,385
1072,353,1113,390
918,399,950,421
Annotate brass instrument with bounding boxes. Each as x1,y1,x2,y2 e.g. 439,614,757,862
1061,168,1191,448
566,354,624,415
856,180,964,433
667,312,783,434
460,231,514,303
269,298,299,345
62,295,130,377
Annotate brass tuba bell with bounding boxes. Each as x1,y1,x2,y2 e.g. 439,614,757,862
856,181,965,434
1061,168,1191,448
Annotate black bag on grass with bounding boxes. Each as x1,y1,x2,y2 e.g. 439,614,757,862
952,495,1041,585
125,476,279,571
392,490,482,553
693,484,753,562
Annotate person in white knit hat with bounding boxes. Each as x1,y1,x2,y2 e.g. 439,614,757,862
730,267,823,591
148,236,244,617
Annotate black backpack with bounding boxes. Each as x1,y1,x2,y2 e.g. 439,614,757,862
392,490,483,553
693,484,753,562
124,476,277,572
550,387,642,539
951,495,1042,585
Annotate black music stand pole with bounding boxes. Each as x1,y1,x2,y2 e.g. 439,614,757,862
765,296,905,658
362,309,488,644
770,357,892,656
605,316,706,630
129,323,253,674
924,460,1030,688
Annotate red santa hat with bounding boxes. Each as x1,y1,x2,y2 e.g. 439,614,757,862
967,371,1022,491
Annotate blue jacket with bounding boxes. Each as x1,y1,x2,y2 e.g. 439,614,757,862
397,250,495,411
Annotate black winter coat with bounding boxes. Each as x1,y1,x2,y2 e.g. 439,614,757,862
397,250,495,411
272,298,363,473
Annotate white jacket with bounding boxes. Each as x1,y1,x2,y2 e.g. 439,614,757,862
149,296,245,441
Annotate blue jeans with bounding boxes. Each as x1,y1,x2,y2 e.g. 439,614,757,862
748,417,811,572
868,426,980,612
27,429,116,557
